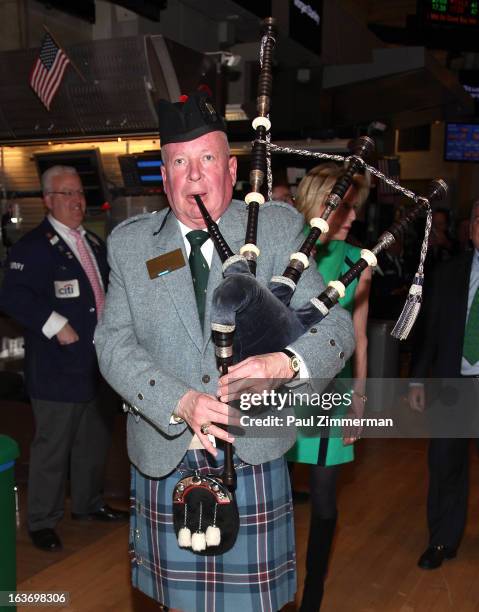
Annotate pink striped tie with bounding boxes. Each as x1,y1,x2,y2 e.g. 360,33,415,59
70,229,105,319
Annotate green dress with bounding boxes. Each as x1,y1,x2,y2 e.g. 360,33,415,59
286,239,361,466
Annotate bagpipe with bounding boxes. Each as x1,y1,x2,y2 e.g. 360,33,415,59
173,17,448,555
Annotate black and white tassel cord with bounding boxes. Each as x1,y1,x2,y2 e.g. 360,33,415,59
391,202,432,340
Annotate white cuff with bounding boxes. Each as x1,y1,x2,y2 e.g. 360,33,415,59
170,411,184,424
170,402,185,425
42,312,68,339
284,346,309,387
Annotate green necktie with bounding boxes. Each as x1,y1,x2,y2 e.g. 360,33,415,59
463,285,479,365
186,230,210,327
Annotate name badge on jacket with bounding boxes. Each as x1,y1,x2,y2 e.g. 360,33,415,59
54,279,80,298
146,249,186,279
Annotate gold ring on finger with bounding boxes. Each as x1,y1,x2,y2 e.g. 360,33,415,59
200,422,211,435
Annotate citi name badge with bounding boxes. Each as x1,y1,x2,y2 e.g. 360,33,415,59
54,279,80,298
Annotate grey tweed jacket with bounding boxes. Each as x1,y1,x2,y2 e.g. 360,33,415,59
94,199,355,478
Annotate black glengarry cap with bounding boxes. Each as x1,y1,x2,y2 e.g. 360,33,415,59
158,92,227,145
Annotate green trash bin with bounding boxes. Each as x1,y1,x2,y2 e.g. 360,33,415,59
0,435,20,609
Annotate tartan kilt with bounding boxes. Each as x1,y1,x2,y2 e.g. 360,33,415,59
129,448,296,612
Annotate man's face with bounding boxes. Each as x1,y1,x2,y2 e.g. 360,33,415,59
43,173,86,229
161,131,237,228
470,207,479,250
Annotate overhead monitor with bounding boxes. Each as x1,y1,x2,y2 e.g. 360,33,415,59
444,122,479,161
419,0,479,27
118,151,164,195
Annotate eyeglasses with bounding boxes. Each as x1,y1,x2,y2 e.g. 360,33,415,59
46,190,85,198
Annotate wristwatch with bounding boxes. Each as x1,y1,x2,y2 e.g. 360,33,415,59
281,349,300,378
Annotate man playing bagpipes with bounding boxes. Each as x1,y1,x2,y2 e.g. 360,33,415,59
94,91,355,612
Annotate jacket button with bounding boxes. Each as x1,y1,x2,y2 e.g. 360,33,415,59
339,351,344,359
137,393,144,400
329,339,336,347
202,374,210,384
89,307,95,313
149,379,155,386
310,327,317,334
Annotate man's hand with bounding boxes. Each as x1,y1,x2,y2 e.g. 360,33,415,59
409,385,425,413
175,390,240,457
217,352,294,402
56,322,79,345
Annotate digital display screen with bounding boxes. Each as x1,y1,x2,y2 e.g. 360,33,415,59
458,70,479,103
137,160,163,168
140,175,163,182
444,123,479,161
119,152,164,193
421,0,479,27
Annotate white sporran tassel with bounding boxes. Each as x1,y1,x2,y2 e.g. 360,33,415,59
205,504,221,546
192,531,207,551
391,206,432,340
178,503,192,547
206,525,221,546
191,502,206,551
178,526,192,547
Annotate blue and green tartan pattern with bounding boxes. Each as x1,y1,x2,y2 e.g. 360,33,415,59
129,449,296,612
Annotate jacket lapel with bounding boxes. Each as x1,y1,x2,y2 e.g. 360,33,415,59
85,232,108,287
43,218,85,278
455,251,474,350
151,210,204,352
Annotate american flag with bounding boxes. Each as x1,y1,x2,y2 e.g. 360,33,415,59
29,33,70,110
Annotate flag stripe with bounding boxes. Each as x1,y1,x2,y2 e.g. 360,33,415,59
38,51,63,102
44,56,69,109
35,65,48,99
31,61,45,93
41,51,66,106
30,60,42,90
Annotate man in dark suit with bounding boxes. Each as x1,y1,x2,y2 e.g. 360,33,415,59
409,199,479,569
0,166,128,552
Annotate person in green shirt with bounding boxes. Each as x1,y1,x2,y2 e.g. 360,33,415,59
287,162,372,611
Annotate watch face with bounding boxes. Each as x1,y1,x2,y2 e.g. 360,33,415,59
291,356,300,372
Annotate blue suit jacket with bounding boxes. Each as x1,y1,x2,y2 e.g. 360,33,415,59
0,217,108,402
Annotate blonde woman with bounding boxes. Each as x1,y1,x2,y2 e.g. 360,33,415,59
287,162,372,611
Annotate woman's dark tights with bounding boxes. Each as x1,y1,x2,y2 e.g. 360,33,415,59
299,464,339,612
